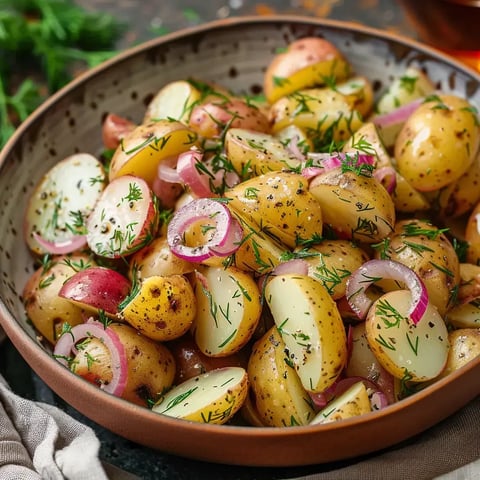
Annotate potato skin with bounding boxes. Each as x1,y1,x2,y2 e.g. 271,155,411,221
71,322,175,407
394,94,480,192
23,255,93,345
120,274,197,341
440,328,480,377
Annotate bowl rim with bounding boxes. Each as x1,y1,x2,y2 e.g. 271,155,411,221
1,14,480,466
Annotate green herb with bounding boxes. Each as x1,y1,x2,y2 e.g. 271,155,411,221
0,0,126,148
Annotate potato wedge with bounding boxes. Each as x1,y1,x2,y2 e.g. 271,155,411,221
121,274,196,341
310,381,372,424
440,328,480,376
192,265,261,356
265,274,347,393
309,168,395,244
366,289,449,381
248,326,316,427
152,366,248,424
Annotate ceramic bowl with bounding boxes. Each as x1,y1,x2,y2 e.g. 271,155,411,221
1,16,479,467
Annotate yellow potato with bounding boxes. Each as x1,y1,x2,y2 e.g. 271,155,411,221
192,265,261,356
310,381,372,424
109,119,198,185
227,171,323,249
376,218,460,316
247,326,316,427
395,94,480,192
153,366,248,424
335,75,374,118
128,236,196,281
143,80,201,124
465,201,480,265
440,328,480,377
269,87,363,149
366,289,449,381
224,128,301,178
265,274,347,393
264,37,351,104
23,254,93,345
120,274,197,341
309,168,395,244
296,240,369,299
274,124,313,153
342,122,430,212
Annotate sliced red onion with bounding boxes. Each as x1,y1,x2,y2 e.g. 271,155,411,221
372,97,423,129
302,153,375,179
177,148,215,198
285,134,307,162
53,318,128,397
373,166,397,194
272,259,309,276
33,231,87,255
167,198,243,262
157,161,181,184
370,391,389,410
301,166,325,179
346,259,428,325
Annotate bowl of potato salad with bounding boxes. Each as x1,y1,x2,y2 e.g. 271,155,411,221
0,16,479,467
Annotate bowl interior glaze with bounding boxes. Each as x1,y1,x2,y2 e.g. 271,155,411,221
0,16,479,467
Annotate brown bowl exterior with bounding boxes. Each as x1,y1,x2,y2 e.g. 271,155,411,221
1,16,479,467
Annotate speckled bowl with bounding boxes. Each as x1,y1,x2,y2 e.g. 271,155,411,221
1,16,479,467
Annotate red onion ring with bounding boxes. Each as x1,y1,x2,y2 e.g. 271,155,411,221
53,319,128,397
302,153,375,179
346,259,428,325
33,231,87,255
373,166,397,194
177,148,216,198
285,134,307,162
157,161,181,184
371,97,424,128
167,198,243,262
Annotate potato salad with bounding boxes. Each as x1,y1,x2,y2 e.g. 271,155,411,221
22,36,480,428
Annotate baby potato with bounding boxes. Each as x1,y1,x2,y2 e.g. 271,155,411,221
224,128,301,178
109,119,198,186
248,326,316,427
342,123,430,213
310,381,372,425
265,274,347,393
465,201,480,265
269,87,363,148
143,80,201,124
264,37,351,104
309,168,395,244
296,240,369,299
366,289,449,381
440,328,480,377
120,274,197,342
395,94,480,192
192,265,261,357
153,366,248,425
23,254,93,345
377,218,460,316
70,322,175,407
227,171,323,249
129,236,196,281
335,75,375,118
188,97,269,139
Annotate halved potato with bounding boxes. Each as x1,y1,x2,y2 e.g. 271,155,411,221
152,366,248,424
265,274,347,393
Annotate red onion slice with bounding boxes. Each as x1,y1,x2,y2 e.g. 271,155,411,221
346,259,428,324
272,259,309,276
177,148,215,198
373,166,397,194
53,319,128,397
302,153,375,179
33,232,87,255
167,198,243,262
157,161,181,184
371,97,424,129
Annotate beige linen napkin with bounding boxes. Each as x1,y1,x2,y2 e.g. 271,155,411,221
0,374,108,480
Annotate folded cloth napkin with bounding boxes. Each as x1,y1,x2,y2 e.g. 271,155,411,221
289,395,480,480
0,374,108,480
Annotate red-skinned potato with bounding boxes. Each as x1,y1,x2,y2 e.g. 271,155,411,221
102,113,136,150
70,322,175,407
167,334,249,384
188,97,270,139
58,266,131,317
264,37,351,103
